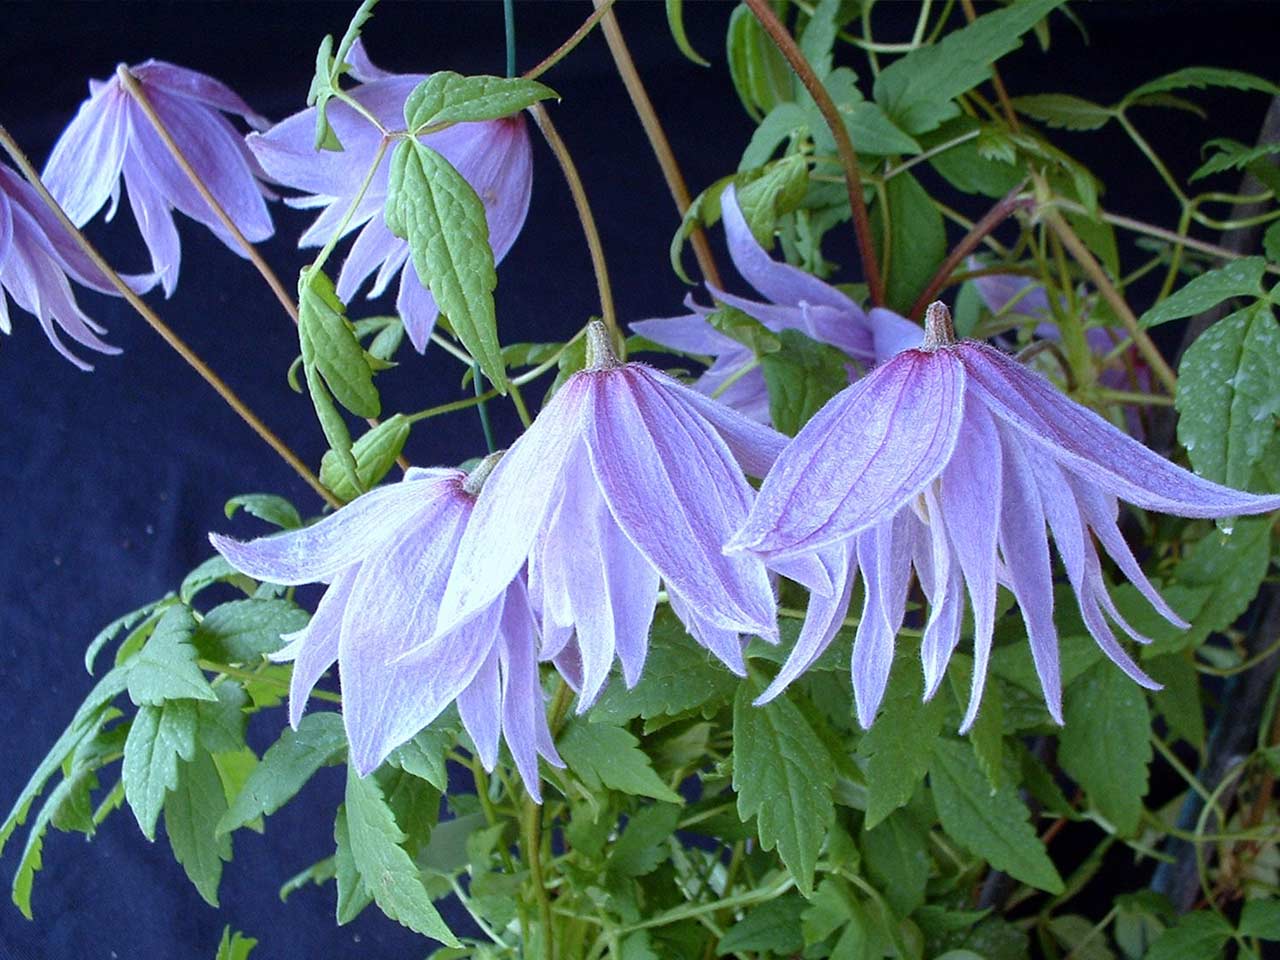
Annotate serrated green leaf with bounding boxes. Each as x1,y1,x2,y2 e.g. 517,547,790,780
1176,303,1280,492
1123,67,1280,108
333,805,373,924
385,139,506,392
591,610,737,723
84,597,173,674
1191,138,1280,182
320,414,411,504
1144,910,1233,960
860,809,930,916
215,927,258,960
180,556,254,605
196,684,248,755
732,680,835,894
559,719,682,803
344,765,458,944
1058,662,1151,835
403,73,555,131
387,716,457,793
873,170,946,315
857,652,945,829
279,855,337,903
126,607,217,707
193,599,310,664
123,700,198,839
1172,517,1273,649
930,738,1063,893
717,893,807,954
1239,899,1280,940
224,494,303,530
1011,93,1113,130
1146,654,1205,750
218,712,346,835
665,0,710,67
1141,257,1266,328
760,329,851,436
299,268,381,418
165,748,233,906
610,802,681,878
873,0,1065,135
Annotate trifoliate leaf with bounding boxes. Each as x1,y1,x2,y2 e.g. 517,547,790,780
559,720,682,803
125,607,217,707
343,765,459,944
732,680,836,895
218,712,347,835
193,599,310,664
1140,257,1266,328
402,73,556,131
164,748,233,906
122,699,199,839
930,738,1063,893
320,414,411,504
385,139,506,392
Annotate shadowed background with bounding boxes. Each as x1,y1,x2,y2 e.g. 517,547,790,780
0,2,1276,957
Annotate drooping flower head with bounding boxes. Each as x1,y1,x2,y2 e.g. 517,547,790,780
633,184,922,423
730,302,1280,728
435,321,787,708
248,42,532,352
210,459,562,800
43,60,274,296
0,164,138,368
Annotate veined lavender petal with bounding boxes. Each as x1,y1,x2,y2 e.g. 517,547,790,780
969,264,1052,319
457,645,502,771
697,355,772,424
132,60,270,130
667,590,748,676
851,517,913,727
731,348,966,560
395,259,442,353
120,140,182,296
42,83,130,226
917,486,961,699
337,214,402,303
281,566,357,729
630,313,742,355
962,341,1280,518
869,307,924,359
498,579,564,803
345,38,395,83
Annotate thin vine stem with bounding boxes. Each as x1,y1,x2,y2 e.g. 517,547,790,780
523,0,617,82
743,0,886,307
0,124,339,507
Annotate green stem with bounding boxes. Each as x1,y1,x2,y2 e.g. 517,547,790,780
311,139,389,277
523,798,554,959
197,660,341,703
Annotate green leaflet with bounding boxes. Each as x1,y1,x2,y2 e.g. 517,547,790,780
1122,66,1280,108
218,712,347,835
385,139,507,392
386,716,457,793
608,803,681,878
1059,662,1152,836
333,806,374,925
298,269,381,419
725,3,792,123
872,170,946,315
930,738,1063,894
343,765,458,944
665,0,709,68
1143,911,1234,960
125,606,217,707
1238,900,1280,940
717,894,808,954
1191,138,1280,182
122,699,199,840
306,0,378,150
180,557,253,605
214,927,258,960
402,73,555,131
192,599,310,664
736,154,810,246
1011,93,1114,131
860,809,930,916
731,680,836,895
1140,257,1267,328
873,0,1065,135
1176,302,1280,491
164,747,233,906
224,494,302,531
320,414,412,504
558,720,682,803
760,329,851,436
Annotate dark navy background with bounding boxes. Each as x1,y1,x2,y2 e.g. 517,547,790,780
0,2,1275,958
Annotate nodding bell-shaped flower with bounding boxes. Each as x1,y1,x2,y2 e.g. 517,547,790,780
633,184,922,423
209,460,563,800
247,41,532,353
42,60,274,296
435,321,788,709
729,302,1280,729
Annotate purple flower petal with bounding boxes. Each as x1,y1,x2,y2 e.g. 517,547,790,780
457,645,502,771
631,313,742,356
851,516,913,726
132,60,270,130
42,84,130,226
278,566,356,728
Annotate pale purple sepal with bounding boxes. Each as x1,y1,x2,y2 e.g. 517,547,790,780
43,60,273,296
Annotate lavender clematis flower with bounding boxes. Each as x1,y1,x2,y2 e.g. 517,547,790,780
247,42,533,352
435,321,787,709
730,302,1280,729
209,459,563,800
633,184,922,423
43,60,273,296
0,165,136,368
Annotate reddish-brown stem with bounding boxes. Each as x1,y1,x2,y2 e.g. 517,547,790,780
958,0,1021,131
743,0,885,306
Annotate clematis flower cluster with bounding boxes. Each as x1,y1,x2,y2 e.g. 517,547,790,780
248,41,533,352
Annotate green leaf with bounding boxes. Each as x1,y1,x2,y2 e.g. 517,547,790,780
1011,93,1113,131
873,0,1065,134
725,3,792,123
857,652,945,829
122,699,199,839
343,765,459,944
1140,257,1266,328
1144,910,1233,960
1239,899,1280,940
717,894,807,954
1176,303,1280,491
218,712,347,835
197,684,249,755
126,606,217,707
860,809,931,916
559,719,682,803
193,599,310,664
305,363,358,490
385,139,506,392
760,329,851,436
1191,138,1280,182
1171,517,1274,649
609,802,681,878
84,597,173,674
224,494,302,530
732,680,835,895
1264,221,1280,264
925,118,1023,199
930,738,1063,893
799,0,840,78
1146,654,1205,750
165,748,233,906
333,806,374,924
873,170,946,315
299,268,381,418
739,102,809,171
386,717,457,793
180,556,254,605
278,856,336,903
665,0,709,67
1123,67,1280,107
843,100,923,157
591,610,737,723
1058,662,1151,835
402,73,556,131
736,154,810,245
320,414,412,503
215,927,258,960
